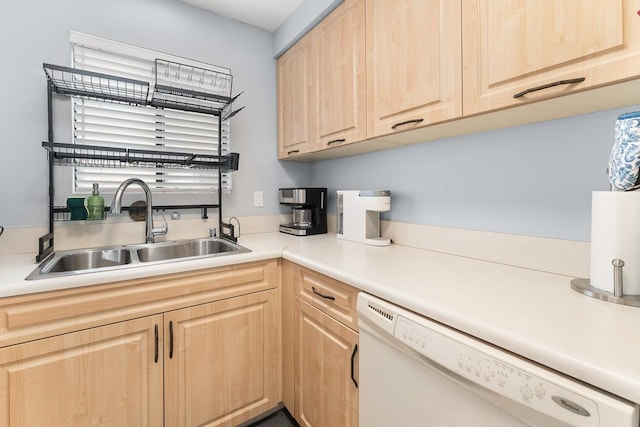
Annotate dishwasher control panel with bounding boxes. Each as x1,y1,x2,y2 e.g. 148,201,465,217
393,314,602,425
354,288,640,427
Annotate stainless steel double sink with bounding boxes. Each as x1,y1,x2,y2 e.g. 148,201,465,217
26,238,251,280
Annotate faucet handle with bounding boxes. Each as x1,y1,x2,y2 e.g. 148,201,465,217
151,211,168,237
152,224,168,236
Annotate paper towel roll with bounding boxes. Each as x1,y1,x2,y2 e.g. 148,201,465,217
591,191,640,295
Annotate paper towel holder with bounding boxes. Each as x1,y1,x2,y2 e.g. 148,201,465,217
571,258,640,307
612,258,624,298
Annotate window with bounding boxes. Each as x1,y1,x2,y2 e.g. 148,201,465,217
70,32,232,195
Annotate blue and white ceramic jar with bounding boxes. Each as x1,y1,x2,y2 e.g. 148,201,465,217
609,111,640,191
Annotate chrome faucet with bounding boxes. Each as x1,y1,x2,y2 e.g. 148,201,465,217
110,178,168,243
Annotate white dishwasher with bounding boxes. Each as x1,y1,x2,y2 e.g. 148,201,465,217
357,292,639,427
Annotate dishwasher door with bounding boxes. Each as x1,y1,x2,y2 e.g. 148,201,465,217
357,293,640,427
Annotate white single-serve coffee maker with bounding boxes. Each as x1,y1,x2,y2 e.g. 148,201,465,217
336,190,391,246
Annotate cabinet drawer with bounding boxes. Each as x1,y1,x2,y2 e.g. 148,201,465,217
294,266,359,331
0,259,279,347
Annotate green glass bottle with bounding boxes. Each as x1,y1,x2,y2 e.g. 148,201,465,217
87,183,105,220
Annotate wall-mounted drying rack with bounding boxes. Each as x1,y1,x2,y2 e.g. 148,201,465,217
37,62,244,262
42,142,239,171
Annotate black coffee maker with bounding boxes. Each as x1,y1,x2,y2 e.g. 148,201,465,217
278,188,327,236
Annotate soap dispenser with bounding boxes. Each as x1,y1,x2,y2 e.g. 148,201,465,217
87,183,105,220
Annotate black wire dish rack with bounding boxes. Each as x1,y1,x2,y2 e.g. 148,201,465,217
38,61,244,262
152,58,244,120
41,142,239,172
42,62,242,170
43,61,245,118
43,63,150,105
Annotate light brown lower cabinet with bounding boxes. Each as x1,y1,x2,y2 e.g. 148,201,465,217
0,260,281,427
282,261,360,427
164,289,279,427
0,315,164,426
294,299,359,427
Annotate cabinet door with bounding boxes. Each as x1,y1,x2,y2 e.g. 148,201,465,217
313,0,366,150
366,0,462,138
164,290,280,427
463,0,640,114
0,315,163,427
278,35,316,159
294,299,358,427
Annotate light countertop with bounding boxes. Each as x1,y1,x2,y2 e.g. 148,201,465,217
283,234,640,405
1,232,639,404
0,233,294,297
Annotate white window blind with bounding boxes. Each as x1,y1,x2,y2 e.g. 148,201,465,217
70,33,232,194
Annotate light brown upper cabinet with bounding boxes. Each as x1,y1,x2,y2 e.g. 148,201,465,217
463,0,640,115
278,34,316,158
366,0,462,138
313,0,366,150
277,0,365,159
278,0,640,160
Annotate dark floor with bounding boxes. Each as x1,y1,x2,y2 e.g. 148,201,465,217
245,408,298,427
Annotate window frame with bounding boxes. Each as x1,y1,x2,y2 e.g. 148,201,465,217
69,31,233,197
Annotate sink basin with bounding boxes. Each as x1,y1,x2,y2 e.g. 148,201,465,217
26,238,250,280
31,247,133,278
134,238,250,263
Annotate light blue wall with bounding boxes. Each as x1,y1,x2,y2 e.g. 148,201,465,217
275,0,638,242
0,0,309,228
310,105,640,242
3,0,636,243
273,0,343,57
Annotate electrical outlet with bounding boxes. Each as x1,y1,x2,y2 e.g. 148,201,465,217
253,191,264,207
